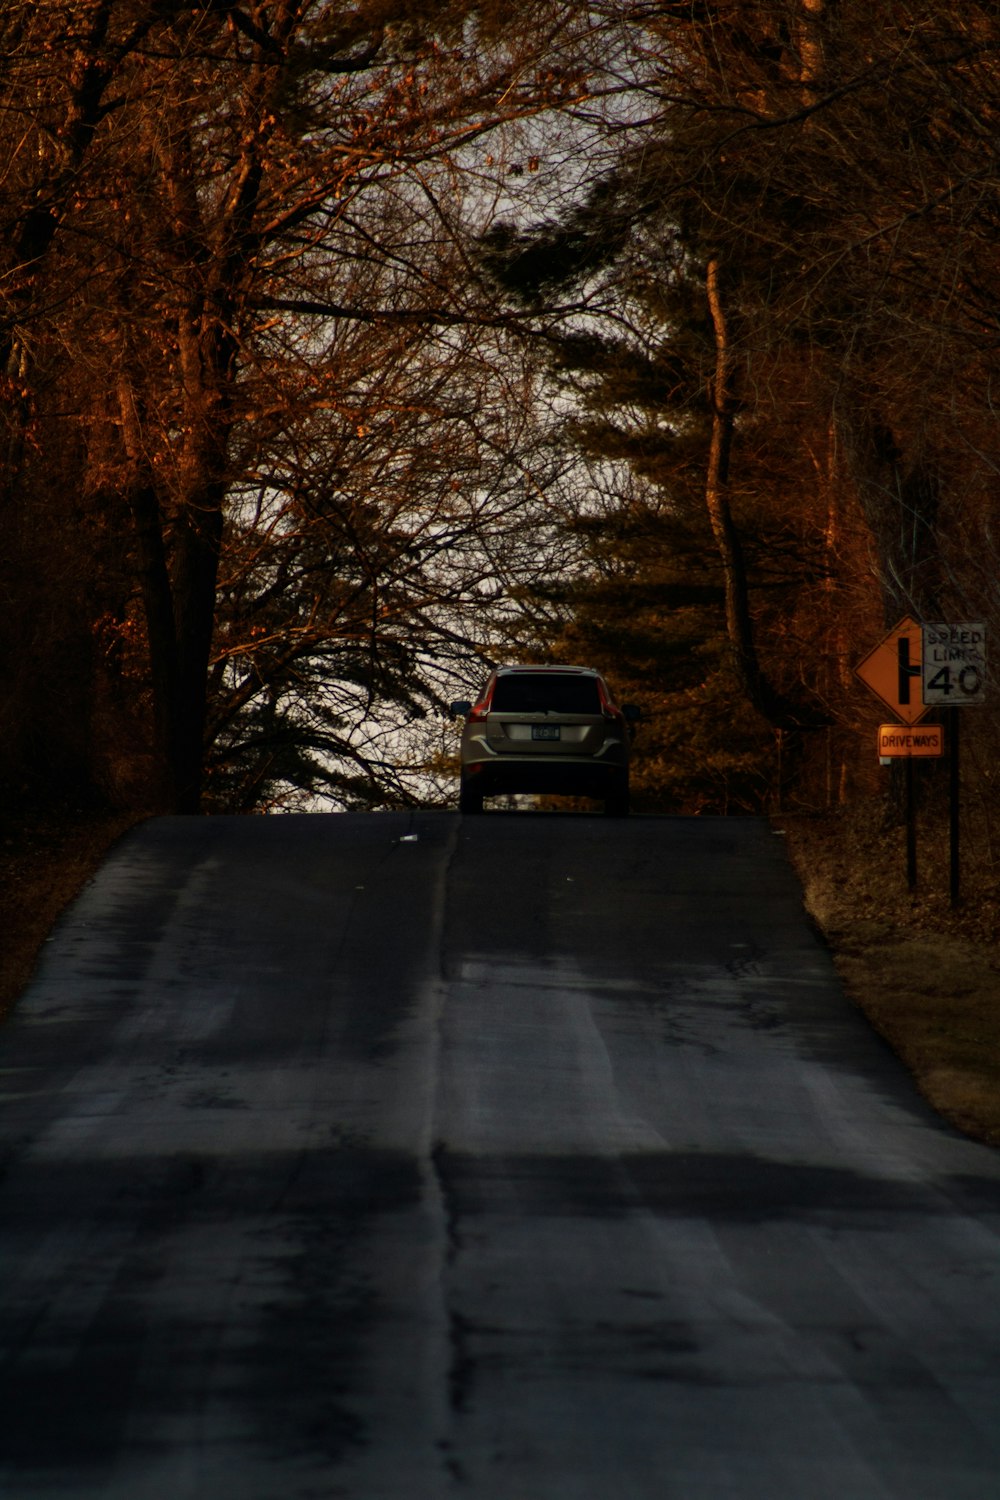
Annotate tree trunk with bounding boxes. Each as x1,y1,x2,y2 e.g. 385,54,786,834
704,257,768,712
117,372,225,814
171,495,225,814
704,259,827,736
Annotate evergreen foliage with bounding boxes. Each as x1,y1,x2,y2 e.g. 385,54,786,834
1,1,999,825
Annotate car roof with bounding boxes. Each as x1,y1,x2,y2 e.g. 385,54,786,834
494,664,601,676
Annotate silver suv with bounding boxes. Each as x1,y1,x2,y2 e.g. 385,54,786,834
450,665,640,815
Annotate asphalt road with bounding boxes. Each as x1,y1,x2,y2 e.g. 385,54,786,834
2,812,1000,1499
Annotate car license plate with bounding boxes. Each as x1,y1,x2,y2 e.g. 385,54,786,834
532,724,560,741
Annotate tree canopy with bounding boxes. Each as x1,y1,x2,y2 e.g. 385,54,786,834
2,0,998,829
480,0,1000,813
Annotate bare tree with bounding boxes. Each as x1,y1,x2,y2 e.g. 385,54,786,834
0,0,613,812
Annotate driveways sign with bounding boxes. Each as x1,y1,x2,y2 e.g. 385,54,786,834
877,724,944,758
854,616,928,725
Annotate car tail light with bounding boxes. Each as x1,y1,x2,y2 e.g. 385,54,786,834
597,678,623,722
467,676,496,723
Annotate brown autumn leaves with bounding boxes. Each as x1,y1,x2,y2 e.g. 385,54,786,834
0,3,997,852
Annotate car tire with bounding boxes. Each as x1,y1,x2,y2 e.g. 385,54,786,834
459,774,484,814
604,774,630,818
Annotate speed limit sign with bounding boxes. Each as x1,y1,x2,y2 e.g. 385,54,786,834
922,623,987,705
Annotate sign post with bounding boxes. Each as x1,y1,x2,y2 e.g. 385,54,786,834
950,707,960,907
921,624,987,907
857,619,988,906
855,618,928,891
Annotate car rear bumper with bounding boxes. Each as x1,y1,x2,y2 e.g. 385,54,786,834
462,755,626,800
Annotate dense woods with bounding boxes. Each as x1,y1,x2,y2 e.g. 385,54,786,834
485,0,1000,824
2,2,998,853
0,0,601,813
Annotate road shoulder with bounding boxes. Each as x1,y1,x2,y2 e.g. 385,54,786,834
780,812,1000,1147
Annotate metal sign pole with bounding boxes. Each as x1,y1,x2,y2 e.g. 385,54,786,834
950,705,960,907
906,754,917,892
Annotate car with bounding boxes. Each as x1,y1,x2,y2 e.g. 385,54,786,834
449,664,640,816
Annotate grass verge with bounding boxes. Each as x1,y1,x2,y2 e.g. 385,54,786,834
780,807,1000,1147
0,808,137,1023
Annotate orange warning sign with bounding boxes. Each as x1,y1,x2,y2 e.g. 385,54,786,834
855,617,929,725
877,724,944,758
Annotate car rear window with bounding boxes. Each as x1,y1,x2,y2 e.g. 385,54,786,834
491,672,601,715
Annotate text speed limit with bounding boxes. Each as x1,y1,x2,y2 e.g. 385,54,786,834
922,623,987,705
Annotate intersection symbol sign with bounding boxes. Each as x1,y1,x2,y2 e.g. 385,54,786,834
855,616,929,725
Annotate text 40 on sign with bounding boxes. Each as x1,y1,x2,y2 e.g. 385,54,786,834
921,623,987,706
